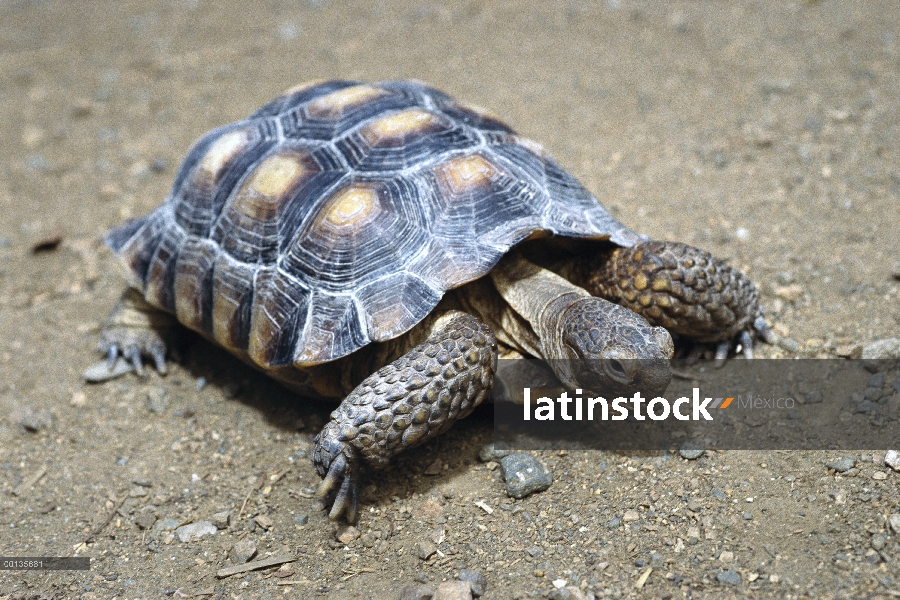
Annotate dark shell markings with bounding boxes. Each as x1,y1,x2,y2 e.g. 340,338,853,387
105,80,641,371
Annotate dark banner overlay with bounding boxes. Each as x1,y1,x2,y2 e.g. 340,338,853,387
492,359,900,450
0,557,90,570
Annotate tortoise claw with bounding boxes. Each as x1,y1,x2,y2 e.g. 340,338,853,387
738,330,754,359
316,453,360,522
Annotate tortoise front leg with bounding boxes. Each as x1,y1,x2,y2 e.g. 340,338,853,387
312,311,497,522
99,288,173,374
574,241,774,359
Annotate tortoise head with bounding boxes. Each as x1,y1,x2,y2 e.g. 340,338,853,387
545,297,674,398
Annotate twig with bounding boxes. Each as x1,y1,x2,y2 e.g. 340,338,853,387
216,555,297,578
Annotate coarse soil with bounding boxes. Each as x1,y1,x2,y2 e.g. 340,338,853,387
1,1,899,599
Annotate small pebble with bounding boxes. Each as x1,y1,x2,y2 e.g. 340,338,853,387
145,387,169,414
889,514,900,534
884,450,900,472
868,372,885,388
873,471,887,480
478,442,510,462
196,377,207,391
400,585,435,600
679,441,704,460
457,569,487,597
416,540,437,560
861,338,900,359
229,540,257,564
83,358,134,382
293,513,309,526
743,512,753,520
152,518,180,532
712,488,727,500
716,570,741,586
623,509,639,522
826,457,856,473
211,510,231,529
526,547,544,558
872,533,889,551
433,580,472,600
499,453,553,499
135,513,157,530
255,515,273,530
337,525,359,544
175,521,217,543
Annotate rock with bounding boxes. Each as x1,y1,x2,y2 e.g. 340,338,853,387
419,498,444,520
211,510,231,529
433,580,472,600
872,533,889,551
884,450,900,472
500,453,553,499
716,570,741,586
478,442,510,462
868,372,885,388
854,400,878,414
889,514,900,535
861,339,900,360
623,509,639,522
145,387,169,414
175,521,217,542
229,540,257,564
526,547,544,558
255,515,273,530
293,513,309,526
774,283,803,302
337,525,359,544
457,569,487,597
826,457,856,473
834,343,862,359
152,518,180,532
13,405,53,432
400,585,435,600
83,358,134,382
135,513,157,530
416,540,437,560
679,441,704,460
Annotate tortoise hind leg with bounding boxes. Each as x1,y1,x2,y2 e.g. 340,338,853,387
312,311,497,522
99,288,173,375
576,241,774,360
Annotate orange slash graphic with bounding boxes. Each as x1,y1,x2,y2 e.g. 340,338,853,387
719,397,734,409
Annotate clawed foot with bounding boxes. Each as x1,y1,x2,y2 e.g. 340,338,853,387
98,288,173,376
312,429,360,522
681,315,776,365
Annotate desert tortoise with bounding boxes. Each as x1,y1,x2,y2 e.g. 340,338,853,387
100,80,772,520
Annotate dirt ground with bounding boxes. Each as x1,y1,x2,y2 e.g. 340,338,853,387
1,0,899,598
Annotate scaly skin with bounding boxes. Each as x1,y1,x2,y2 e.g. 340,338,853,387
573,241,773,358
312,311,497,522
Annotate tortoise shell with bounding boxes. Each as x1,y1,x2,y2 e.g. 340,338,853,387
106,80,641,368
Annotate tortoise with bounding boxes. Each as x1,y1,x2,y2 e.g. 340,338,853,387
100,80,773,521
